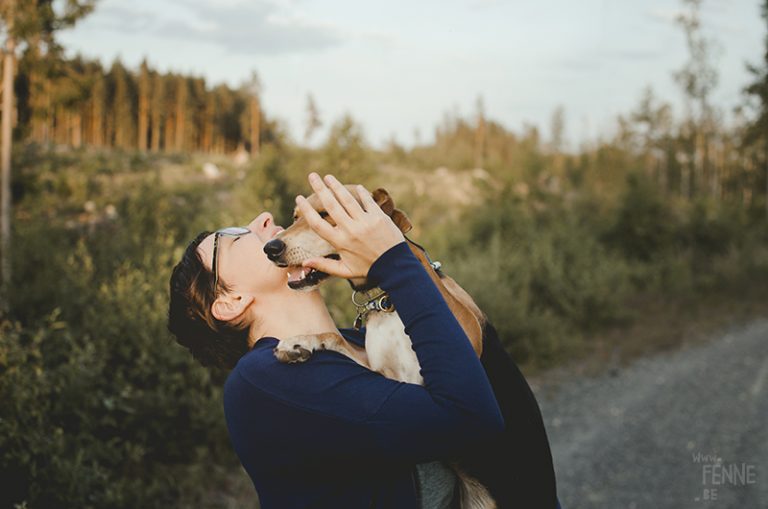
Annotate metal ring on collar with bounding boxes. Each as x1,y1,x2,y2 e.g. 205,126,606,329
377,296,394,312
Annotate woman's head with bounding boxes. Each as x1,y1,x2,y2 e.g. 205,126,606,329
167,212,286,369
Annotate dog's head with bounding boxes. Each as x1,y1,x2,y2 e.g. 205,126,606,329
263,186,412,291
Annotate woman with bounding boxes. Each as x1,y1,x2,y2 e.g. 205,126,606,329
168,173,505,508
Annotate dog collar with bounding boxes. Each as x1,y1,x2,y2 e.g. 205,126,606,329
351,288,395,330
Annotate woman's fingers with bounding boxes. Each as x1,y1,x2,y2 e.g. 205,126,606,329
302,256,359,279
356,185,380,215
323,174,364,219
307,173,352,228
295,195,340,244
298,173,404,277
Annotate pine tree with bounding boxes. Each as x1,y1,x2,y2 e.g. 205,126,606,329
110,59,136,149
150,71,165,151
241,72,262,156
0,0,96,311
630,87,674,191
174,75,188,152
304,93,322,143
138,59,150,151
475,95,487,169
674,0,720,199
743,0,768,218
91,71,106,146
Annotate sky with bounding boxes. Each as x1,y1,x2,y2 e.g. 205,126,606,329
58,0,765,149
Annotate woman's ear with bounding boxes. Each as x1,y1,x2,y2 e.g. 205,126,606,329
211,292,254,323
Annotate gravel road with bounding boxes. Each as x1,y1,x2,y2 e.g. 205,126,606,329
536,319,768,509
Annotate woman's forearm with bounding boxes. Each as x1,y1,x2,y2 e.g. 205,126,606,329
365,241,504,456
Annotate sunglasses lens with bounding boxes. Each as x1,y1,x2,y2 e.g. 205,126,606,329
218,226,250,235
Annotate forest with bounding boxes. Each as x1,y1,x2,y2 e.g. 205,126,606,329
1,0,767,507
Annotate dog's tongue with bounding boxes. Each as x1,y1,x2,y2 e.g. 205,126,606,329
287,267,310,283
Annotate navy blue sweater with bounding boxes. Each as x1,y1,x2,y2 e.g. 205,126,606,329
223,241,505,508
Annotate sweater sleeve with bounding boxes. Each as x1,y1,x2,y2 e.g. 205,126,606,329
360,241,504,461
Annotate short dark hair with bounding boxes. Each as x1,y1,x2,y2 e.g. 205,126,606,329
168,231,250,369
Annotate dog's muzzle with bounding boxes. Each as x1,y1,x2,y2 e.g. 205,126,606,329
263,239,288,266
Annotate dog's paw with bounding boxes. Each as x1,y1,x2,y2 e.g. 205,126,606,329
273,343,313,363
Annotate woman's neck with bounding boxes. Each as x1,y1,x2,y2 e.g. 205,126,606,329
247,288,338,348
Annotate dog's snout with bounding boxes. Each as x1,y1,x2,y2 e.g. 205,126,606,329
263,239,286,263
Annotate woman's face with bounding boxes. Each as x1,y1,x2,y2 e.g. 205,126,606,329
197,212,288,297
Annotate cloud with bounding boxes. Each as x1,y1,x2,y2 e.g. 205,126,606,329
645,3,742,35
90,0,345,55
555,57,602,73
552,45,665,75
598,48,666,61
646,8,684,25
85,3,157,33
468,0,500,10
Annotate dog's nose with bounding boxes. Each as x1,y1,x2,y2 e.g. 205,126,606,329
263,239,286,261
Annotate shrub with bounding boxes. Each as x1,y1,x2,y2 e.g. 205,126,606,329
602,172,678,261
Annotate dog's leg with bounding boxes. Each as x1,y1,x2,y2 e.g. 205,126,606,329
274,332,369,367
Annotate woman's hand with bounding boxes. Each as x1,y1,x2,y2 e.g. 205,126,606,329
296,173,405,279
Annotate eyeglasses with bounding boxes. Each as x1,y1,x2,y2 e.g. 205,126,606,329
211,226,251,292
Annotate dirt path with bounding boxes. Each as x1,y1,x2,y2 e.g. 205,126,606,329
537,319,768,509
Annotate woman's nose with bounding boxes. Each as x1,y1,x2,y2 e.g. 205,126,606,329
248,212,273,234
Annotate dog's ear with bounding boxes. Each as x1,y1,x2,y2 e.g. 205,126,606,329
372,188,412,233
391,209,413,233
372,188,395,215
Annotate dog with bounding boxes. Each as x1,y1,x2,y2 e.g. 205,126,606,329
262,186,497,509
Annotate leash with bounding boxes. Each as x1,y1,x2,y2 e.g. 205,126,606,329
351,238,443,330
404,235,443,274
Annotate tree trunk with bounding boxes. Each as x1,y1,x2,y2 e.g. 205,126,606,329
165,114,175,152
138,66,149,151
151,111,162,151
203,94,213,153
681,162,691,199
175,78,186,152
44,77,52,143
150,83,162,152
708,137,719,200
72,110,82,147
694,132,703,198
1,32,15,312
138,93,149,151
91,80,104,146
475,113,486,169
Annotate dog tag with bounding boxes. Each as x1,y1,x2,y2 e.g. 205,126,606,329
353,314,364,331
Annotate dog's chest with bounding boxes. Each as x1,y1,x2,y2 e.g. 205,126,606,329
365,311,423,385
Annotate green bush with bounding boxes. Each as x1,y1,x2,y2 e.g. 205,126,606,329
3,141,767,506
443,191,631,368
2,147,241,508
603,173,679,262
